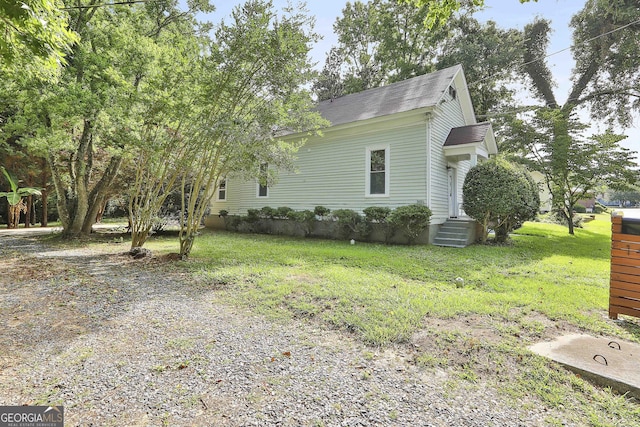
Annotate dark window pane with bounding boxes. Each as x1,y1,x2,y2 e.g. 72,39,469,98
370,171,385,194
218,190,226,200
259,184,268,197
370,149,386,172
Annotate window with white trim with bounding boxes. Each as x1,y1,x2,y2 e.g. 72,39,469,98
257,163,268,198
216,178,227,201
366,145,389,197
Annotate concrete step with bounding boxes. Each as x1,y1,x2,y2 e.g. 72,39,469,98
432,237,468,248
433,219,475,248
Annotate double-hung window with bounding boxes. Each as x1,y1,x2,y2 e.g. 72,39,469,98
216,178,227,201
257,163,269,198
366,145,389,197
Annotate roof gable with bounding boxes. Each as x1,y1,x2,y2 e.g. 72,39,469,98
316,65,464,128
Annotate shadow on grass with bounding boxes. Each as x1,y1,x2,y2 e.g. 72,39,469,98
617,318,640,341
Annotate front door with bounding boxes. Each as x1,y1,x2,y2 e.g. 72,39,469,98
448,167,458,218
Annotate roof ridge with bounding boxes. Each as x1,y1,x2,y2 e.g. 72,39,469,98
317,64,462,106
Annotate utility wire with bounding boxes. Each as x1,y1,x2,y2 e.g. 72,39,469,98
61,0,149,10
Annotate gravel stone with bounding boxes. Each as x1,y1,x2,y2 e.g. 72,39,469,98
0,235,562,426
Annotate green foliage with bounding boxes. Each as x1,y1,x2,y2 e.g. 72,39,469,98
0,0,78,76
500,1,640,234
573,203,586,214
331,209,363,239
315,0,448,99
363,206,393,242
403,0,533,29
436,17,523,118
317,1,523,123
218,210,228,217
275,206,294,220
363,206,391,223
289,209,316,236
463,159,538,243
246,209,261,223
387,204,432,244
503,108,637,235
260,206,277,219
314,206,331,219
0,166,42,206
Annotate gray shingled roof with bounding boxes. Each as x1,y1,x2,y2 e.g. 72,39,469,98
443,122,492,147
316,65,462,128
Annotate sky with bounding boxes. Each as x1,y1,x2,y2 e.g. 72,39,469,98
203,0,639,154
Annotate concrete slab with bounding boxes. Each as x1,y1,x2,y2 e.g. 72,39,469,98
530,334,640,399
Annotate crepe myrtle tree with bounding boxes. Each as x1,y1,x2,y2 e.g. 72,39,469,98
463,158,539,243
178,1,327,259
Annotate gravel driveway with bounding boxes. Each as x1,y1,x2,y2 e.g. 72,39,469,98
0,234,556,426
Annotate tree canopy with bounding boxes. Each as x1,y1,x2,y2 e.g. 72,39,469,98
403,0,534,28
500,0,640,233
0,0,78,76
315,0,522,120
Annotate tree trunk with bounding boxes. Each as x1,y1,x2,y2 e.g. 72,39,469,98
81,156,123,235
41,188,49,227
48,119,123,238
25,195,32,228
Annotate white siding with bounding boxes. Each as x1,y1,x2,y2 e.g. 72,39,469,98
211,119,429,215
429,91,468,223
210,77,479,220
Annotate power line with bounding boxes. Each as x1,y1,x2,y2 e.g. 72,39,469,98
61,0,149,10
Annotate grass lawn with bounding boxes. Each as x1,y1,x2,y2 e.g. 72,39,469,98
145,214,640,425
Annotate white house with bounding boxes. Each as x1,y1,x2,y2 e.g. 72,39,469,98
207,65,497,245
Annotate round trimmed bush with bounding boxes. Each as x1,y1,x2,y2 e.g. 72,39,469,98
463,158,539,243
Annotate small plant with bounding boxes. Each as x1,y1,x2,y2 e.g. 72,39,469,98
363,206,391,223
260,206,276,219
290,209,316,236
388,204,432,244
275,206,294,219
245,209,261,223
363,206,393,242
219,209,228,217
0,167,42,228
331,209,362,239
314,205,331,219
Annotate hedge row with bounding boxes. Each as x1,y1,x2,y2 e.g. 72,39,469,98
219,204,432,245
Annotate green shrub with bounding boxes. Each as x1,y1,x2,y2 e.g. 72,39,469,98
246,209,261,223
388,204,432,244
573,203,587,214
260,206,276,219
219,209,228,217
463,159,539,243
276,206,294,219
363,206,393,242
290,209,316,236
314,206,331,219
363,206,391,223
331,209,362,239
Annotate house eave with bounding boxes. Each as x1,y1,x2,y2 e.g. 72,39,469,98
443,143,490,161
283,106,436,140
